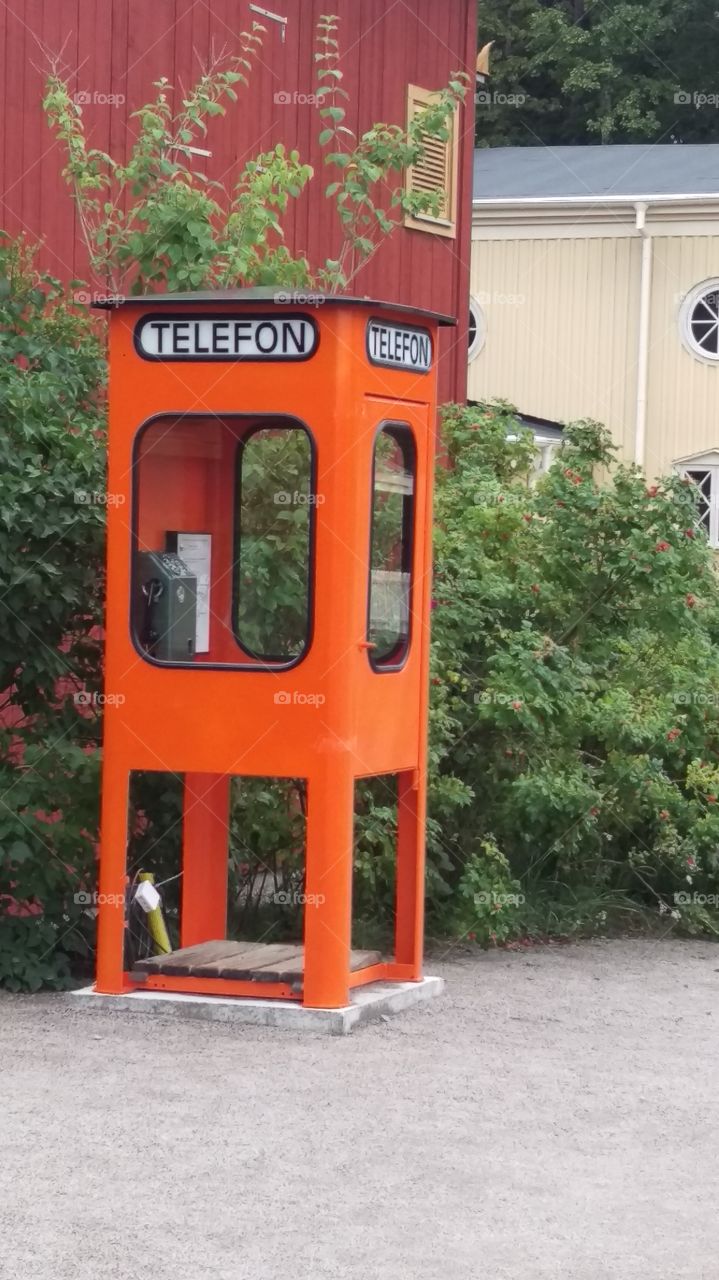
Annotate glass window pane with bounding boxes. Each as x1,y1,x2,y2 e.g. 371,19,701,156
235,426,313,661
685,468,712,537
368,426,415,668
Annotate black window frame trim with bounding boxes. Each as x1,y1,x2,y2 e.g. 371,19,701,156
130,411,316,672
233,420,316,664
366,420,417,674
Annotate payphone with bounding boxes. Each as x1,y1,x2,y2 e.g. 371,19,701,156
134,551,197,662
94,289,452,1009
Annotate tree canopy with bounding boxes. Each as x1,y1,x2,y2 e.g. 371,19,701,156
477,0,719,146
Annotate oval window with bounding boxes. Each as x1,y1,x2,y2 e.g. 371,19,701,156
468,296,486,361
367,425,416,670
680,280,719,363
235,425,313,661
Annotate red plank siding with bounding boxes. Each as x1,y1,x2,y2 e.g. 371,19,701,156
0,0,476,403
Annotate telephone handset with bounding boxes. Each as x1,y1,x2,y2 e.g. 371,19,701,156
134,550,198,661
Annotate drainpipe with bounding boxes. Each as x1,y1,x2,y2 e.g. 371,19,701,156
634,201,653,467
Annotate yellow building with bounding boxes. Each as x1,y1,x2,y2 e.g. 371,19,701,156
469,145,719,541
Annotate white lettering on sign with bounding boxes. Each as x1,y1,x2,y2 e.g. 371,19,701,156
366,319,432,373
135,314,318,361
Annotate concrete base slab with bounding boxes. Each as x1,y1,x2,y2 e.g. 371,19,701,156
68,975,444,1035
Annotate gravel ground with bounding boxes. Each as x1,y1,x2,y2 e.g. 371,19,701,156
1,938,718,1280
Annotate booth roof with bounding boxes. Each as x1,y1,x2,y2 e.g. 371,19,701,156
91,287,456,326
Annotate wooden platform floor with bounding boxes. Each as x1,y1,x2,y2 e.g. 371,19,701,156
133,940,381,985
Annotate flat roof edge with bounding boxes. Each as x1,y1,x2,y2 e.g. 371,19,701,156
91,290,456,326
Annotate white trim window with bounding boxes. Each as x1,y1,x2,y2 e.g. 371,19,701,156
505,423,564,484
675,451,719,546
680,280,719,364
533,437,562,477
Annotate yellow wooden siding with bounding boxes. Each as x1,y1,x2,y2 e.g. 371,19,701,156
469,230,719,480
646,236,719,477
468,236,641,461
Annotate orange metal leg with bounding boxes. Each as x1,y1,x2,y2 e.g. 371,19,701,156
302,765,354,1009
395,768,426,979
181,773,230,947
95,762,131,994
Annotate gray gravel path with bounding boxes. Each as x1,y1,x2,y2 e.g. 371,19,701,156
1,939,718,1280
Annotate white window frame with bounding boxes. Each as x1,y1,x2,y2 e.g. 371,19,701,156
675,452,719,547
505,428,564,484
679,279,719,366
533,438,561,477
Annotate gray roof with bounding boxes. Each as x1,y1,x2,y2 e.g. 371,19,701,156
474,145,719,201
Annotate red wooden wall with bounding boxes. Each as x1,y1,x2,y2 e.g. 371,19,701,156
0,0,476,404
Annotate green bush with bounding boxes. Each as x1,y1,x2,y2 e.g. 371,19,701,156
5,242,719,987
427,402,719,943
0,236,106,989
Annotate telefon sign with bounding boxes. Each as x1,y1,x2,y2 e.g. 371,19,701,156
366,319,432,373
134,313,319,361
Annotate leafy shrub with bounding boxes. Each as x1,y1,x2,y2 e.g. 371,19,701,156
427,402,719,942
0,236,106,988
6,244,719,986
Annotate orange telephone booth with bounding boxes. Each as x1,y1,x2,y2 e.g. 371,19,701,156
94,289,450,1009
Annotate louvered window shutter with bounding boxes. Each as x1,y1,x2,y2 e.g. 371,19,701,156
404,84,458,238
